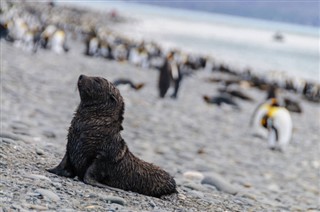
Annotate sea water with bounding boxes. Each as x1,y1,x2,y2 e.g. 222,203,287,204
60,1,319,82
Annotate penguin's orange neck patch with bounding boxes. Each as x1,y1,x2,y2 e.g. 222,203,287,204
260,102,281,128
267,106,279,118
55,30,65,38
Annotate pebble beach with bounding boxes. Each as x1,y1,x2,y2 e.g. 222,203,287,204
1,2,320,212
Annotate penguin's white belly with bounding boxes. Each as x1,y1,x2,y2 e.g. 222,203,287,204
51,31,66,54
271,108,292,148
252,104,269,137
89,38,99,55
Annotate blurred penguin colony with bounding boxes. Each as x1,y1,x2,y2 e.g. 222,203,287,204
1,1,319,151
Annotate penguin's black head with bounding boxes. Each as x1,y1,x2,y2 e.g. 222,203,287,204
203,95,210,103
270,98,280,107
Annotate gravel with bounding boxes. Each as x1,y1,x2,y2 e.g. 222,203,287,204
1,39,319,211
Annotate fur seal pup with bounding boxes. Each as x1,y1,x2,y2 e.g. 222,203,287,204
203,94,240,110
283,97,302,113
48,75,176,197
218,87,254,102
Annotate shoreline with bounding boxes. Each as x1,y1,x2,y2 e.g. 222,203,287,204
61,1,319,83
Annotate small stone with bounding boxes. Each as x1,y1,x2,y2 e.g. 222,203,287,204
26,192,42,197
11,204,23,211
307,208,320,212
147,197,157,208
42,130,56,138
51,182,62,188
183,181,205,191
197,147,205,154
84,205,104,210
12,130,31,136
311,160,320,169
202,183,218,192
27,174,52,182
201,174,238,195
60,209,77,212
33,137,42,142
1,138,16,144
187,190,204,198
291,206,306,211
263,173,273,180
178,193,186,200
11,121,30,130
23,203,48,210
35,148,45,155
242,182,252,188
236,192,257,201
84,193,98,198
183,171,204,181
0,161,7,166
267,184,280,192
35,189,60,202
0,132,22,141
99,195,126,206
0,153,7,160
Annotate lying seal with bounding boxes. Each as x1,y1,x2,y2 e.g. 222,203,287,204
203,94,240,110
48,75,176,197
113,78,145,90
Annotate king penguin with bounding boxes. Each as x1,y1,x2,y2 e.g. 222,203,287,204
252,98,292,151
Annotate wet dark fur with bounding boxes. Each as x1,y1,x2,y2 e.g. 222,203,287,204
48,75,176,197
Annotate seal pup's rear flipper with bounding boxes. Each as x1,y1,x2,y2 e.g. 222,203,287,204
47,152,75,178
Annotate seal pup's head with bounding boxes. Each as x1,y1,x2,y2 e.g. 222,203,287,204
77,74,124,128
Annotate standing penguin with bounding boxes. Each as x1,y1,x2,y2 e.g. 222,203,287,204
85,36,100,56
158,51,182,99
255,98,292,151
51,29,69,54
0,22,9,39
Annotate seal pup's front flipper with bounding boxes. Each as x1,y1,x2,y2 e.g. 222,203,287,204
47,152,75,178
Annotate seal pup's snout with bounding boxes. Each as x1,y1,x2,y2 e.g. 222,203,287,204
78,74,87,82
78,74,88,87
